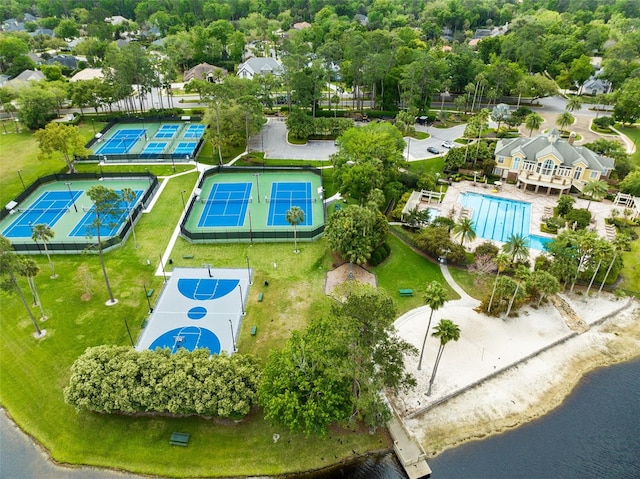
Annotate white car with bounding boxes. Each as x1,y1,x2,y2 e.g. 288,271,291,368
442,140,455,148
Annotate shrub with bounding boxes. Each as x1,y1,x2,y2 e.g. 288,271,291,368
64,346,261,418
565,208,592,230
474,241,499,258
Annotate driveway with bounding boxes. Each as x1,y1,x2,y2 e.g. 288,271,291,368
248,117,337,161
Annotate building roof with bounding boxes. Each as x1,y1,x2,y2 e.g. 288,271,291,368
9,69,45,83
70,68,104,82
47,54,78,69
237,57,283,76
495,130,614,173
293,22,311,30
183,63,228,82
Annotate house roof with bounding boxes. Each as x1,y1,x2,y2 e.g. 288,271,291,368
9,69,45,82
47,54,78,69
237,57,283,76
184,63,228,82
582,77,611,92
70,68,104,82
293,22,311,30
495,131,614,173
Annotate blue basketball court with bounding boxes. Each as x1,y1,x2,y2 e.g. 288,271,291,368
184,124,206,139
267,182,314,226
136,267,251,355
69,189,143,237
2,190,82,238
198,183,252,228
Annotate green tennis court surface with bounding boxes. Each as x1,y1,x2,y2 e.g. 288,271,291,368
181,169,325,243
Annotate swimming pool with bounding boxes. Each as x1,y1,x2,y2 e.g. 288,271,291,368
459,192,551,251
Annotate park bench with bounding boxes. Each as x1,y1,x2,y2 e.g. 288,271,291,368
182,254,194,259
251,326,257,336
170,432,190,447
399,289,414,297
258,292,264,302
145,288,154,298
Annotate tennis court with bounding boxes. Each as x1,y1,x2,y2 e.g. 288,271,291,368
136,267,251,355
88,121,206,160
173,141,198,156
267,182,314,226
2,190,82,238
184,124,206,139
0,176,155,253
181,169,324,243
142,142,167,155
154,124,180,139
94,128,146,155
198,183,252,227
69,189,144,237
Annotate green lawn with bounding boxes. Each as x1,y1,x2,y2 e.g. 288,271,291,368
617,125,640,167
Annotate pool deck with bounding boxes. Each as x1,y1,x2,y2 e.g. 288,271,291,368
423,180,619,262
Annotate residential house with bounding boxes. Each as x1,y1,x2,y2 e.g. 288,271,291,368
293,22,311,30
30,28,54,37
493,129,614,194
47,54,78,70
184,63,228,83
70,68,104,82
581,77,611,96
237,57,283,79
7,69,45,86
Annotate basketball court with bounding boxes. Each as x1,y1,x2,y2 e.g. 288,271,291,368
136,267,252,356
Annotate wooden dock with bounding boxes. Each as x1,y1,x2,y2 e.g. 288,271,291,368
388,414,431,478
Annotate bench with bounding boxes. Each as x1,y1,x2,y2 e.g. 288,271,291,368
182,254,194,259
399,289,414,297
170,432,190,447
258,292,264,302
145,288,154,298
251,325,257,336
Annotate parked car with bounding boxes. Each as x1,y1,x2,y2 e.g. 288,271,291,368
427,146,441,154
442,140,454,148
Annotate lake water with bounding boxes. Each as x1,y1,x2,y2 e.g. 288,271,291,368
298,358,640,479
2,359,639,479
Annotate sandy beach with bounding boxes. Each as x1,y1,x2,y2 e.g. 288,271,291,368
390,286,640,457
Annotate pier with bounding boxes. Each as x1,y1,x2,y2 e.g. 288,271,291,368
388,413,431,478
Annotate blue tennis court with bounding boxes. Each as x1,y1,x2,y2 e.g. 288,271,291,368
267,182,314,226
2,190,82,238
95,129,146,155
69,189,143,237
198,183,252,227
173,141,198,156
142,142,167,155
184,124,206,139
154,124,180,139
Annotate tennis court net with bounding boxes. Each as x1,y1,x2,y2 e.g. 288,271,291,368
266,197,317,203
199,198,252,205
17,207,69,214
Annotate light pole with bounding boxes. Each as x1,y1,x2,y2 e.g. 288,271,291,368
253,173,261,203
143,282,153,312
17,169,25,190
123,318,134,347
180,190,186,210
246,255,252,284
65,182,78,212
238,283,245,315
248,208,253,244
228,319,236,352
171,156,175,173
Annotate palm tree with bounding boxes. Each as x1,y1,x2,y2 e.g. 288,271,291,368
0,236,44,337
31,223,57,278
427,319,461,396
586,239,612,295
487,253,510,313
566,96,582,113
18,257,47,321
524,112,544,137
452,218,476,246
417,281,448,371
555,111,575,132
502,233,529,263
582,179,608,210
598,233,631,294
531,270,561,307
285,206,305,253
505,266,529,319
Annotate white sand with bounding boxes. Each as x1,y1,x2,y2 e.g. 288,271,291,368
390,292,640,456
